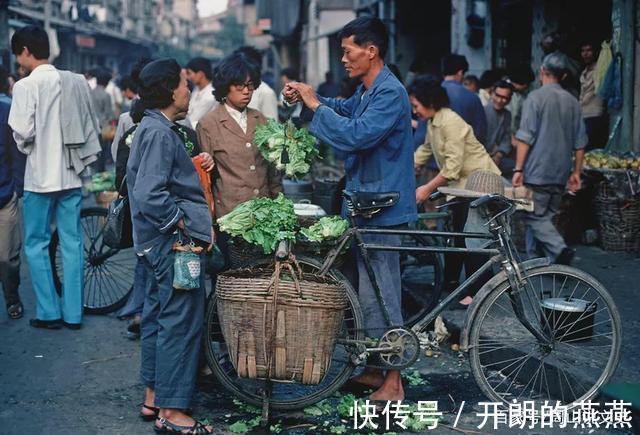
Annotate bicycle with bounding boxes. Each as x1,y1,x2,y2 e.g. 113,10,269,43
203,190,621,412
400,210,449,325
49,207,136,314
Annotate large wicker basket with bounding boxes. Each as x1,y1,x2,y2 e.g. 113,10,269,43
595,183,640,252
216,260,348,384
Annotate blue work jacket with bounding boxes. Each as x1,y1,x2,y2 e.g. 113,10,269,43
311,66,417,226
127,110,212,251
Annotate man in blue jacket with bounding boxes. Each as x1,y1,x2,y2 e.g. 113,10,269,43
0,66,25,320
285,16,416,402
441,54,487,145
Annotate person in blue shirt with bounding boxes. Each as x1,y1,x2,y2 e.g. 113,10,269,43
441,54,487,145
0,66,25,320
284,16,416,402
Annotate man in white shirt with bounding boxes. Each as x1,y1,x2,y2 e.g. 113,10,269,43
8,25,87,330
185,57,217,127
234,46,279,120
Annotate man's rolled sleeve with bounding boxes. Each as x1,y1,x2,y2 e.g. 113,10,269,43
514,98,538,145
574,117,588,150
132,131,183,233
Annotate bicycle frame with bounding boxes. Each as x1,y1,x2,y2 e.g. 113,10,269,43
317,199,551,347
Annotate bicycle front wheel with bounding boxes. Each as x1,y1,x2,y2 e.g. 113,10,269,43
203,255,364,410
468,264,621,406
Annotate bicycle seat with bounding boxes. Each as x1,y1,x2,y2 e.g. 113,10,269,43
343,190,399,215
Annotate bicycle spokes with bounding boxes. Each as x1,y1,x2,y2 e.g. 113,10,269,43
470,268,619,406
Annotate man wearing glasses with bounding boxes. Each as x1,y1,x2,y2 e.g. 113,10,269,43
484,79,515,176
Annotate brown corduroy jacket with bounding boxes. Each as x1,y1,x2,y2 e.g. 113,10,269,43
196,104,282,219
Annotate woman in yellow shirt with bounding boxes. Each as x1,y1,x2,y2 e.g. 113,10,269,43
409,76,500,306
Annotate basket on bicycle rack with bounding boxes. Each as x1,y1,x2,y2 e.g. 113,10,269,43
215,259,348,384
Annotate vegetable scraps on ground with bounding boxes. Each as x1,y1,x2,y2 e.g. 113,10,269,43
299,216,349,242
217,193,298,254
253,119,319,178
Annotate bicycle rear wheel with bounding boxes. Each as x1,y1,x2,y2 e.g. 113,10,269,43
203,255,364,410
50,207,135,314
468,264,621,406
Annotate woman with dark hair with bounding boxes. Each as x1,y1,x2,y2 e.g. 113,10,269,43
126,58,213,434
196,52,282,264
113,59,212,342
410,76,499,307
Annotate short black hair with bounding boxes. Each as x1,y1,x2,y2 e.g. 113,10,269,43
234,46,262,67
186,57,212,80
212,52,261,103
95,68,111,87
507,64,534,85
120,75,136,93
11,25,50,59
441,54,469,76
463,74,479,87
407,75,450,111
281,67,298,81
338,16,389,59
138,59,181,110
479,69,504,89
0,66,9,94
492,79,514,93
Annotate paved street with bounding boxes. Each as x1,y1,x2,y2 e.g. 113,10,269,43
0,245,638,434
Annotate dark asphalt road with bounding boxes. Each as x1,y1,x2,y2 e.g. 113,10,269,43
0,245,638,434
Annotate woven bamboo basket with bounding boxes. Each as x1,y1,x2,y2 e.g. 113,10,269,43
595,183,640,252
216,261,348,384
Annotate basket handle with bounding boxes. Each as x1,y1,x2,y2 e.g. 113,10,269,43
264,258,303,380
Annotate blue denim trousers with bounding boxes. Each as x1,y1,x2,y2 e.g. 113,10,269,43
23,188,83,323
139,233,205,409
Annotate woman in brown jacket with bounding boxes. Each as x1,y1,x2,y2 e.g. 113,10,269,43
196,52,282,264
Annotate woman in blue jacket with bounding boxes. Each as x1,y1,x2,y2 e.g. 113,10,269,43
126,58,213,434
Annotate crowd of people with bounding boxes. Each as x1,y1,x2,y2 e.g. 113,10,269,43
0,15,605,434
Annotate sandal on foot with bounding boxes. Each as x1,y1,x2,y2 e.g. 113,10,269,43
154,417,212,434
139,404,159,421
7,302,23,320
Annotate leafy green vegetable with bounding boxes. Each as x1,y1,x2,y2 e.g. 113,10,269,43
299,216,349,242
229,416,262,433
303,400,333,416
336,393,359,418
329,424,348,434
269,423,283,433
404,370,425,387
86,171,116,192
217,193,298,254
254,119,319,178
231,399,261,415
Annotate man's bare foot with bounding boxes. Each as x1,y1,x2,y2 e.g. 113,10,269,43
350,368,385,388
140,387,157,418
157,409,213,433
368,370,405,402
